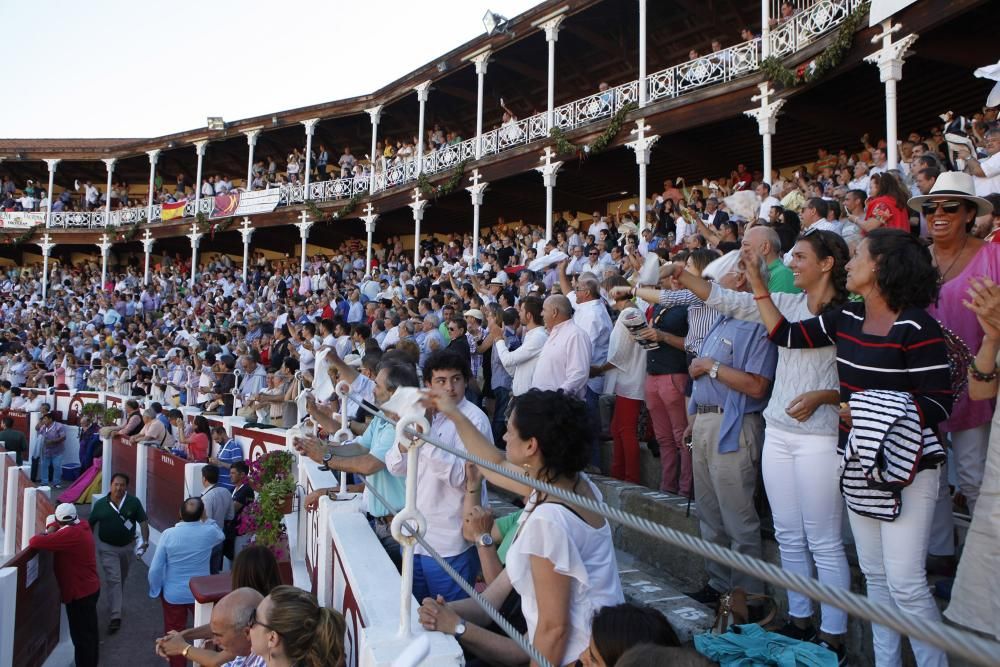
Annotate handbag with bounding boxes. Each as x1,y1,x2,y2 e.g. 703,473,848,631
711,587,777,635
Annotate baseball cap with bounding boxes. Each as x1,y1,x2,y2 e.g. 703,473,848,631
55,503,79,524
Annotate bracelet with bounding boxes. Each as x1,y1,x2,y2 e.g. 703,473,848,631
182,645,192,658
753,293,771,301
970,360,999,382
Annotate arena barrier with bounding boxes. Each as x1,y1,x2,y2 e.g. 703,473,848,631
0,466,65,667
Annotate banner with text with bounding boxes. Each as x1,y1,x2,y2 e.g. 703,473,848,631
0,212,46,229
209,190,281,219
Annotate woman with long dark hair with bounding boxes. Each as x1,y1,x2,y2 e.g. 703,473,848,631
862,171,911,233
744,228,952,667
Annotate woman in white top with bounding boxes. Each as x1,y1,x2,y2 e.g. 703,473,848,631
615,229,853,655
420,388,624,666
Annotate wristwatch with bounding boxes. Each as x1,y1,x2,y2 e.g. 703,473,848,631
476,533,494,548
709,361,721,379
454,622,467,638
322,445,335,465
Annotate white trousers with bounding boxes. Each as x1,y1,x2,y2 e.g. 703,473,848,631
761,425,850,635
849,468,948,667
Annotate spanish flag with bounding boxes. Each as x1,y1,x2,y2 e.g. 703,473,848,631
161,200,187,221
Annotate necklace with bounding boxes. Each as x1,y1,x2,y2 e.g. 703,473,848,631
932,235,969,285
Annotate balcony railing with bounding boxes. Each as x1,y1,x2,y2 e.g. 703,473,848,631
39,0,861,232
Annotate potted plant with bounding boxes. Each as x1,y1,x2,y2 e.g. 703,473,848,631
80,402,105,424
240,450,297,563
103,406,123,426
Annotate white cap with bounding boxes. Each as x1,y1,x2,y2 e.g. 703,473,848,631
55,503,79,524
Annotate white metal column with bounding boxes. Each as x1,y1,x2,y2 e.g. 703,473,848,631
409,189,427,268
761,0,771,59
39,234,55,301
864,20,918,170
194,140,208,204
536,148,562,242
414,81,431,176
638,0,648,107
187,224,203,289
295,211,313,277
244,129,260,190
240,217,254,284
302,118,319,192
97,234,112,289
146,149,160,223
102,158,116,221
141,229,154,285
44,159,59,228
361,203,379,272
542,16,565,130
473,51,490,158
366,106,383,190
744,84,785,186
467,170,488,268
626,120,660,232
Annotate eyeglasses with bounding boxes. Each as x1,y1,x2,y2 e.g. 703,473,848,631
248,607,277,633
921,201,962,215
588,252,598,257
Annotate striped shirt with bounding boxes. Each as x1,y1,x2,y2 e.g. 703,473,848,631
768,302,953,453
842,390,946,521
658,289,722,354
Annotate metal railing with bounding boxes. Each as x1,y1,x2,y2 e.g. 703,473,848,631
330,385,1000,667
36,0,861,232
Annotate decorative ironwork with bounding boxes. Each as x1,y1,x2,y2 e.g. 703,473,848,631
39,0,857,231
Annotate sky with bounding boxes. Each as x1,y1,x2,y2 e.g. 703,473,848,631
0,0,542,139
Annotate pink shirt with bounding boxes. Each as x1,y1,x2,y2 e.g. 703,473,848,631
927,243,1000,432
531,319,592,399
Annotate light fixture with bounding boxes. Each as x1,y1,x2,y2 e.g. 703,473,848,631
207,117,225,131
483,10,510,35
436,61,448,73
272,115,279,127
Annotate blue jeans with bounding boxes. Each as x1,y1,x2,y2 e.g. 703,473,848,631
585,387,602,469
412,547,479,603
491,386,512,447
41,450,63,486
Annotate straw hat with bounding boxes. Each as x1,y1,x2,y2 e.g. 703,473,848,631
907,171,993,217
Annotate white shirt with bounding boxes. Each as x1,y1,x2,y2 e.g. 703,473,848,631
381,326,401,350
531,319,592,399
494,326,548,396
605,316,647,401
758,196,781,220
383,399,493,557
569,296,612,394
973,152,1000,197
506,482,623,667
848,175,871,194
587,220,608,238
674,216,695,243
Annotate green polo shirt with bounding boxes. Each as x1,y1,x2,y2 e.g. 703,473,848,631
496,509,523,565
768,259,801,294
88,493,148,547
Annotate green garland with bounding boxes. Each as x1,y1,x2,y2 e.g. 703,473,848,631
2,226,36,247
209,217,235,238
416,159,470,200
331,192,365,221
195,211,208,227
115,223,141,243
760,0,870,87
305,200,324,220
548,102,639,157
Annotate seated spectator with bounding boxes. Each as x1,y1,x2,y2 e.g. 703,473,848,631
248,586,345,667
155,587,264,667
579,603,680,667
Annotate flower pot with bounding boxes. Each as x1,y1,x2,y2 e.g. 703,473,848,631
278,493,294,514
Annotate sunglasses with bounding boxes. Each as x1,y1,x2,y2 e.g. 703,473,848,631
921,201,962,215
248,607,276,633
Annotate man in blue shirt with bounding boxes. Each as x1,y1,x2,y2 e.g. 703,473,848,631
148,497,224,662
686,257,777,605
294,361,418,569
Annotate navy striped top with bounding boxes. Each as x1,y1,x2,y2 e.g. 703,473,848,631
767,302,953,453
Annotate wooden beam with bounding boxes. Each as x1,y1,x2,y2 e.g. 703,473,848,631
434,83,478,104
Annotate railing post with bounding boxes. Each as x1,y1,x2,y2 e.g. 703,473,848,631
146,150,160,224
302,119,319,193
414,81,431,176
3,467,18,555
194,141,208,205
21,486,40,551
388,413,430,639
101,436,113,495
638,0,647,107
44,159,59,229
761,0,771,59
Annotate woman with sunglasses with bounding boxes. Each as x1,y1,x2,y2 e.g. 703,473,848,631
616,230,853,659
915,173,999,563
744,229,953,667
249,585,345,667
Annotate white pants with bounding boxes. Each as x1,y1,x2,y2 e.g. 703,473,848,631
762,425,850,635
849,468,948,667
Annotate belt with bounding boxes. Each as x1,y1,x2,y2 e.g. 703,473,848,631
696,405,723,414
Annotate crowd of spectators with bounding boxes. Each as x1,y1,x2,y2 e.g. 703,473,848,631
4,85,1000,666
